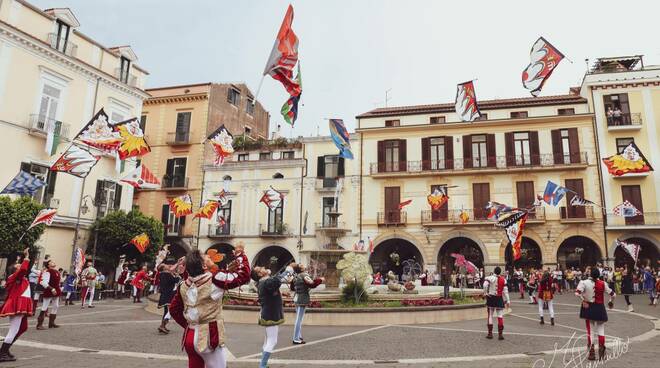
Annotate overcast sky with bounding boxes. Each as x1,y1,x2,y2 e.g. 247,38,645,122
32,0,660,138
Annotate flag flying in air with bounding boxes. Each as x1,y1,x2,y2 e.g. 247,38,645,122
533,194,544,208
130,233,150,253
486,201,514,220
499,211,528,261
168,194,193,218
206,248,225,264
73,108,122,153
543,181,567,206
260,186,284,211
114,118,151,160
602,142,653,176
521,37,565,97
455,81,481,122
27,208,57,230
263,5,301,97
50,144,101,178
612,200,642,218
281,64,302,126
215,189,229,207
73,247,85,275
427,188,448,211
569,195,595,207
451,253,477,274
616,239,640,263
120,164,160,189
193,200,219,219
0,170,47,195
329,119,354,159
398,199,412,210
45,120,62,156
207,125,234,165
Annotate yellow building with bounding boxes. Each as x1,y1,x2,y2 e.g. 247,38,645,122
0,0,149,268
581,56,660,268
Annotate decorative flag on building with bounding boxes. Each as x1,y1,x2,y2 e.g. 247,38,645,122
259,186,284,211
427,188,449,211
73,247,85,275
569,195,595,207
616,239,640,263
130,233,150,253
486,201,514,220
602,142,653,176
216,189,229,207
451,253,477,274
217,214,227,227
521,37,565,97
398,199,412,210
455,81,481,122
120,164,160,189
45,120,62,156
50,144,101,178
193,200,219,219
73,108,122,152
459,208,470,224
168,194,193,218
114,118,151,160
329,119,354,159
612,200,642,218
0,170,47,195
533,194,544,208
27,208,57,230
207,125,234,165
500,211,528,261
281,64,302,126
263,5,301,97
542,181,567,206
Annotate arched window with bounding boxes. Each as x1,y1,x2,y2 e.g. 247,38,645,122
223,175,232,181
273,173,284,179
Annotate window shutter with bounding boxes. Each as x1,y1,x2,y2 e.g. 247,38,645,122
421,138,430,170
398,139,407,171
94,180,105,206
551,129,562,164
377,141,385,172
529,131,540,165
180,214,186,226
46,171,57,196
161,204,169,225
114,184,122,210
317,156,325,178
505,132,515,167
444,136,454,169
462,135,472,169
165,159,175,176
568,128,580,164
337,157,345,177
20,162,31,172
486,134,496,167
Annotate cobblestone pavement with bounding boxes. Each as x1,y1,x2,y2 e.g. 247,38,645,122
0,293,657,367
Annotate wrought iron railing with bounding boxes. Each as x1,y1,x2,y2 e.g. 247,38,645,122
166,131,190,145
208,223,235,237
28,114,70,137
560,206,595,221
607,212,659,227
259,223,288,236
114,68,138,87
47,33,77,57
606,112,642,127
421,207,546,224
377,211,407,225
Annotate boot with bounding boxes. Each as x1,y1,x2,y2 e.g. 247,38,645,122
36,310,46,330
540,316,545,325
598,344,606,361
486,324,493,339
48,314,59,328
32,299,38,314
550,318,555,326
627,304,634,312
587,344,596,361
0,343,15,362
498,325,504,340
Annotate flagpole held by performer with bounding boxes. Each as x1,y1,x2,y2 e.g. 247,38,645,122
0,248,33,362
483,267,510,340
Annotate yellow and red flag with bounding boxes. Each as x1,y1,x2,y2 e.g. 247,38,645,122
602,142,653,176
459,209,470,224
130,233,150,253
193,200,219,219
168,194,193,218
427,188,448,211
206,248,225,264
114,118,150,160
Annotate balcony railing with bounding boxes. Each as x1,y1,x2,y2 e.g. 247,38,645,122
165,225,185,237
47,33,77,57
28,114,70,138
166,131,191,145
315,221,347,230
560,206,595,222
377,211,407,225
607,212,660,227
113,68,138,87
421,207,546,225
162,176,189,189
259,223,288,236
606,112,642,127
208,223,235,237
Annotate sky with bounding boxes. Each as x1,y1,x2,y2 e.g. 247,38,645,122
32,0,660,139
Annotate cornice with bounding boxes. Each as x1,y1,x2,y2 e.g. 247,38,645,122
590,80,660,91
144,93,209,105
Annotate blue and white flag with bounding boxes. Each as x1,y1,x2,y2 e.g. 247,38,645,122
542,181,567,206
329,119,354,159
0,170,47,195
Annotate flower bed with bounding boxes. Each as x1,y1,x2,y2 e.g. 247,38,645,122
401,298,454,307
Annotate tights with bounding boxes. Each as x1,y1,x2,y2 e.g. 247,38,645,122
3,315,27,344
624,295,631,305
585,319,605,347
262,325,278,352
538,299,555,318
487,307,504,328
183,328,227,368
41,296,60,314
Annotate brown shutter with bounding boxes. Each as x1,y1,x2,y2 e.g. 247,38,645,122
462,135,472,169
622,185,644,225
399,139,407,172
377,141,385,173
444,136,454,170
486,134,496,167
317,156,325,178
505,132,515,167
384,187,401,223
565,179,585,218
568,128,580,164
529,131,540,165
472,183,490,219
421,137,430,170
551,129,562,164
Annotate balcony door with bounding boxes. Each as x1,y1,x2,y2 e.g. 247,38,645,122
603,94,631,125
322,197,336,226
384,187,401,223
165,157,187,187
472,183,490,219
551,128,580,164
378,140,406,172
267,201,284,233
621,185,644,225
175,112,191,142
565,179,585,218
38,84,61,130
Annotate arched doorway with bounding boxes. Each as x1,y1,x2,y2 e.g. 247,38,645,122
206,243,234,269
557,236,602,269
437,237,484,272
505,237,542,272
253,246,295,274
614,237,659,269
369,238,423,279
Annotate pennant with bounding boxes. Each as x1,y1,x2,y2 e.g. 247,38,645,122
329,119,353,159
120,164,160,189
616,239,640,263
602,142,653,176
263,5,301,97
368,236,374,254
168,194,193,218
27,208,57,230
130,233,150,253
455,81,481,122
73,108,122,152
522,37,565,97
451,253,477,274
45,120,62,156
569,195,595,207
281,65,302,126
50,144,101,178
0,170,46,195
427,188,448,211
612,200,642,218
193,200,219,219
502,211,528,261
207,125,234,165
459,209,470,224
398,199,412,210
259,186,284,211
302,210,308,234
73,247,85,275
114,118,150,160
542,181,567,206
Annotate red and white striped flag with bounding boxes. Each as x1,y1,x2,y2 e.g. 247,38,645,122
263,5,301,97
28,208,57,230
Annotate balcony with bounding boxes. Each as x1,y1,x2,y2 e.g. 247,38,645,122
421,207,545,225
377,211,407,226
560,206,595,223
113,68,138,87
47,33,77,57
208,223,235,237
606,212,660,229
28,114,70,138
315,178,343,193
166,132,191,145
606,113,642,131
259,223,289,237
162,175,189,190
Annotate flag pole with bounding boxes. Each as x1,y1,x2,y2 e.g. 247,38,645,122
69,176,88,273
252,74,267,107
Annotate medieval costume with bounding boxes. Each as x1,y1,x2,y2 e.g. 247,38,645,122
157,265,180,334
131,268,150,303
37,265,61,330
291,269,322,344
537,272,555,325
0,257,33,362
80,264,98,308
526,272,538,304
63,273,77,305
621,270,634,312
576,269,615,361
116,267,129,298
255,270,285,368
483,267,510,340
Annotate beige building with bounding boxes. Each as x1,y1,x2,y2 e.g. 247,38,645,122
0,0,149,268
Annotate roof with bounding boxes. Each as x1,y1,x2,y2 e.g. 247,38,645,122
590,56,643,74
356,94,587,119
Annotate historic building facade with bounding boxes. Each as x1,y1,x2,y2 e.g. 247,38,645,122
0,0,149,268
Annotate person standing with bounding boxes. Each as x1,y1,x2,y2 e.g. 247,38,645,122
27,263,41,313
36,259,61,330
156,262,180,334
252,266,285,368
642,267,656,305
132,265,150,303
576,268,615,361
116,265,129,299
537,271,556,325
0,249,33,362
80,261,98,309
621,267,635,312
483,266,510,340
291,263,323,345
63,272,77,306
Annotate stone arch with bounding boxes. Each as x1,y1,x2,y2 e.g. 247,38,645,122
433,229,489,265
437,235,485,272
611,232,660,268
369,235,424,279
503,237,543,272
557,236,603,269
168,239,192,260
609,232,660,260
498,228,547,262
372,230,426,265
253,245,295,274
554,227,605,264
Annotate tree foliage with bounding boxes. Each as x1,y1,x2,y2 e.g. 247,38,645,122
0,196,46,257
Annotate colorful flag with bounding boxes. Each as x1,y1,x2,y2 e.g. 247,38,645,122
206,248,225,264
207,125,234,165
0,170,46,195
114,118,150,160
451,253,477,274
45,120,62,156
533,194,544,207
120,164,160,189
50,144,101,178
329,119,353,159
73,108,122,153
459,209,470,224
168,194,193,218
569,195,595,207
216,189,229,207
501,211,528,261
130,233,150,253
427,188,448,211
259,186,284,211
281,65,302,126
521,37,564,97
73,247,85,275
398,199,412,210
455,81,481,122
27,208,57,230
486,201,513,220
263,5,301,97
193,200,219,219
602,142,653,176
616,239,640,263
543,181,567,206
217,214,227,227
612,201,642,218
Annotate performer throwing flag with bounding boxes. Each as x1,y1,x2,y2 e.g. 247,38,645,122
576,268,616,361
0,248,32,362
483,267,510,340
252,266,285,368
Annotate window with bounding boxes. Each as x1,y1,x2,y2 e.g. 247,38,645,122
227,88,240,106
119,56,131,84
317,155,344,187
471,134,488,168
384,140,400,171
516,181,536,219
216,200,232,235
266,201,284,234
223,175,232,181
37,84,61,131
175,112,191,143
430,116,446,124
163,204,185,236
551,128,580,164
273,173,284,179
237,154,249,161
564,179,585,219
244,126,252,135
510,111,528,119
430,184,448,221
475,113,488,121
165,158,187,187
54,20,70,53
429,137,446,170
513,132,531,166
616,138,634,153
385,120,400,127
139,115,147,132
95,180,121,217
281,151,294,160
20,162,56,206
559,129,571,164
259,152,272,160
621,185,644,225
322,197,336,226
558,108,575,116
603,94,631,126
383,187,401,224
246,97,255,115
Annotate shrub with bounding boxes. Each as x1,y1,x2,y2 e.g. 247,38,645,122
341,281,369,304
